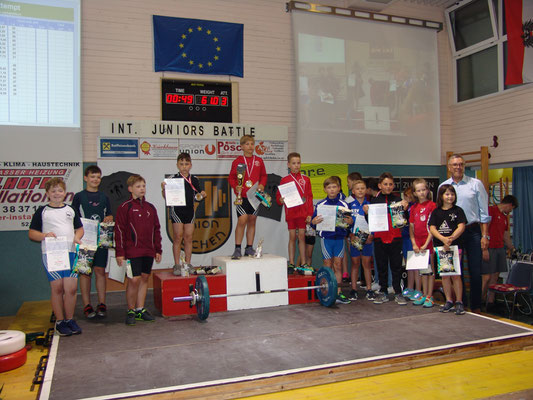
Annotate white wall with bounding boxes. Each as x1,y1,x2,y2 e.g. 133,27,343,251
80,0,533,166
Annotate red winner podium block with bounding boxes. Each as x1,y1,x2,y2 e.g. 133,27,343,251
288,274,319,305
153,271,227,317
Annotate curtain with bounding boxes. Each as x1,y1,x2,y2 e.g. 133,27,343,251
512,167,533,252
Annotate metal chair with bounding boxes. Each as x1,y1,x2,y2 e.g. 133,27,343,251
486,261,533,319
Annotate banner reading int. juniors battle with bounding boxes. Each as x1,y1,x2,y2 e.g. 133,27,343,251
0,161,83,231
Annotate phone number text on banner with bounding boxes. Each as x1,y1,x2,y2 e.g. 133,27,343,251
0,161,83,231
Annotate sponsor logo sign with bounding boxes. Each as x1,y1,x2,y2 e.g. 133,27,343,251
99,138,139,158
139,138,179,159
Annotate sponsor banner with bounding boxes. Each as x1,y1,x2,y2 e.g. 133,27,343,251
301,164,349,200
178,139,217,160
100,120,288,141
139,138,180,160
99,138,139,158
216,139,286,160
0,161,83,231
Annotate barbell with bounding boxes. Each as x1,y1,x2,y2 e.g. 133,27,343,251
173,267,338,321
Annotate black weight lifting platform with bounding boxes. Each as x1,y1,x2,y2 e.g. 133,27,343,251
40,290,533,400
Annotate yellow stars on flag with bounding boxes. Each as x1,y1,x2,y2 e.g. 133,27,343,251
177,25,222,71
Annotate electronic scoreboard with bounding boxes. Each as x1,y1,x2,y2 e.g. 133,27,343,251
161,79,234,122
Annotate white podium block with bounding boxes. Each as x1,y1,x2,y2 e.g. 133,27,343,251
212,254,288,311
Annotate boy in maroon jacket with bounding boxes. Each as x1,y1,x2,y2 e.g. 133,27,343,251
115,175,162,325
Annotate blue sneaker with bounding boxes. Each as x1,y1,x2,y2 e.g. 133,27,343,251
402,288,413,298
66,319,82,335
55,320,73,337
409,290,423,302
413,296,427,306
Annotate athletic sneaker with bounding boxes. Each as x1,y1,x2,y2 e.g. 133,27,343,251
455,302,466,315
136,308,155,322
373,292,390,304
423,297,435,308
55,320,73,336
408,290,423,301
296,264,314,275
342,272,350,283
336,293,351,304
66,319,82,335
287,263,295,274
96,303,107,318
413,296,427,306
172,264,181,276
440,301,455,313
366,290,376,300
349,289,358,301
125,309,136,325
394,294,407,305
402,288,413,298
84,304,96,319
244,246,255,257
231,248,242,260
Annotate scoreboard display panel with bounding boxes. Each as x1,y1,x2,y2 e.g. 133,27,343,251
161,80,233,122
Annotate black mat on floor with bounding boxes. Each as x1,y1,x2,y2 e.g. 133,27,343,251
47,290,533,399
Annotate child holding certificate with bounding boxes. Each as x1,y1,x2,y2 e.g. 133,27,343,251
29,178,84,337
408,179,437,308
311,177,352,304
364,172,408,306
228,135,267,259
161,153,206,275
276,152,313,275
428,184,467,315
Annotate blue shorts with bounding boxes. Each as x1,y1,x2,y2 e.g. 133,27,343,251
92,247,109,269
320,238,345,259
350,243,373,258
43,252,78,282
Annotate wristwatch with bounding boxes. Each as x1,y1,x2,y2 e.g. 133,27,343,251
482,235,490,240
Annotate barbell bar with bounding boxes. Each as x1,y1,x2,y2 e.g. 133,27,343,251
173,267,338,321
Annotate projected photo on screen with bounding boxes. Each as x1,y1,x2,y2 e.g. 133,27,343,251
293,12,440,165
0,0,80,127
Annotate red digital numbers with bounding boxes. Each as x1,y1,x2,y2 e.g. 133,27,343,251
194,95,229,106
166,94,194,104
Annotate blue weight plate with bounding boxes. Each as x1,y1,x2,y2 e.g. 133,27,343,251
195,275,210,321
315,267,337,307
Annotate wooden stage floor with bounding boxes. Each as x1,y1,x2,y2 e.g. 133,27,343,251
40,292,533,400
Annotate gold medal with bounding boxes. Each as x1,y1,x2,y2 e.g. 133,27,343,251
245,180,253,188
237,173,244,179
195,193,204,201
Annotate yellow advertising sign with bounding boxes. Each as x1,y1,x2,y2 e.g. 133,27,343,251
301,163,349,200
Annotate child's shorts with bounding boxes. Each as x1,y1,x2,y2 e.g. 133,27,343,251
43,252,77,282
129,256,154,277
482,248,507,274
170,206,195,224
305,235,316,245
350,243,373,258
287,217,306,230
321,238,345,260
92,247,109,269
236,198,259,217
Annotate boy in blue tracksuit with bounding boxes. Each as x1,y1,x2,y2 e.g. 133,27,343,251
311,176,352,304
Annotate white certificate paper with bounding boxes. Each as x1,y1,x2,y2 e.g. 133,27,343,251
246,181,260,210
278,181,303,208
436,245,461,276
108,254,126,283
81,218,99,247
45,236,71,272
406,250,430,270
368,203,389,232
164,178,186,206
316,205,337,232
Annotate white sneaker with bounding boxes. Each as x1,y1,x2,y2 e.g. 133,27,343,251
172,264,181,276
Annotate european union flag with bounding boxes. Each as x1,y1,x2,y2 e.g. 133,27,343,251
153,15,243,77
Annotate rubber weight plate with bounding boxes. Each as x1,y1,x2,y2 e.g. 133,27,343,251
195,275,210,321
315,267,337,307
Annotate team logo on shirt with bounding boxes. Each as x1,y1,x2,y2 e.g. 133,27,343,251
449,213,457,221
165,175,232,254
438,220,452,235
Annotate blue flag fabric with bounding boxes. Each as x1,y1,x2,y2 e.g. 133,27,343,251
153,15,243,77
